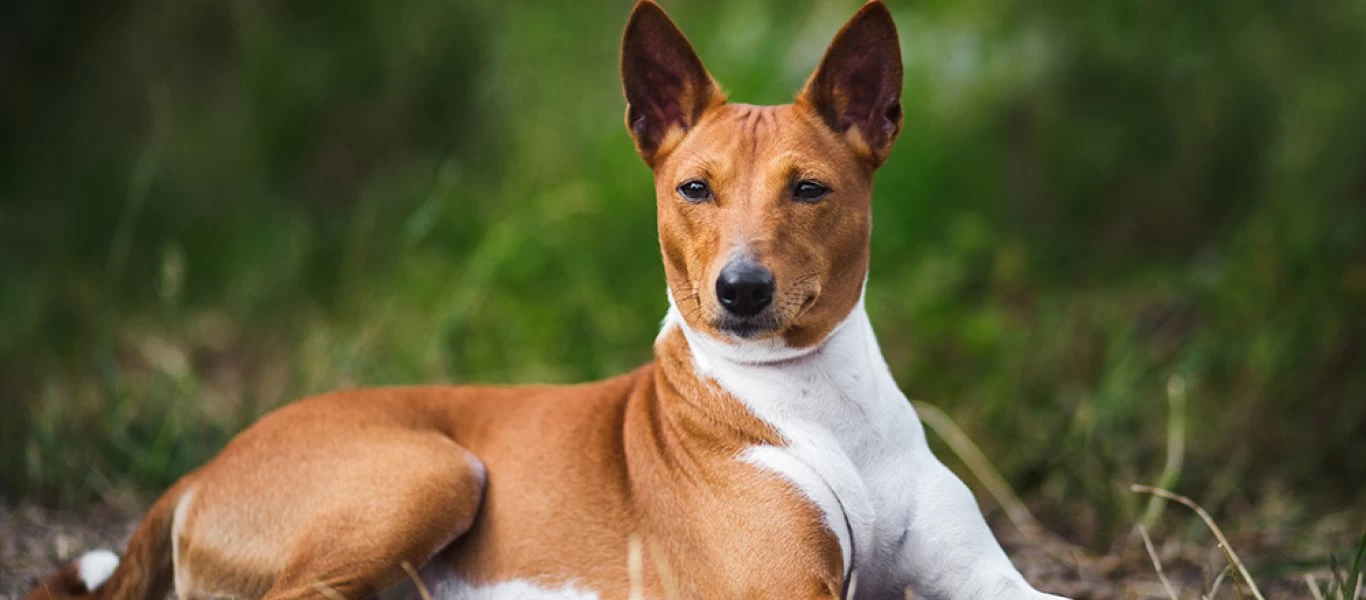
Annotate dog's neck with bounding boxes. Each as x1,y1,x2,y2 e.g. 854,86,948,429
656,290,908,440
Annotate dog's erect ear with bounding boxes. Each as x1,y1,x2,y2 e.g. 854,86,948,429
800,1,903,167
621,1,723,166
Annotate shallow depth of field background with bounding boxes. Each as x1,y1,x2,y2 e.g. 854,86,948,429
3,0,1364,569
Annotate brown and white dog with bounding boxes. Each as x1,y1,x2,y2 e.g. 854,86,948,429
28,2,1069,599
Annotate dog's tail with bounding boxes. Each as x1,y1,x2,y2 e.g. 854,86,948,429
27,485,184,600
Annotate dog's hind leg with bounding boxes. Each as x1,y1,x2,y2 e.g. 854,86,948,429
174,427,485,600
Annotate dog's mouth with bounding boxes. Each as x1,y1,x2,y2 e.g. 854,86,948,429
711,289,821,340
714,313,783,339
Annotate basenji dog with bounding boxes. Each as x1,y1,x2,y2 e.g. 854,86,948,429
28,2,1070,599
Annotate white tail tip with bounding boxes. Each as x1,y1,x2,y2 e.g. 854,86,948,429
77,549,119,591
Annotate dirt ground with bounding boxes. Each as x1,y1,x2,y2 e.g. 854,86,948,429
0,502,1316,599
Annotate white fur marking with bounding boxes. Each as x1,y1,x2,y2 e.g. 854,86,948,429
420,569,599,600
77,549,120,591
664,288,1063,599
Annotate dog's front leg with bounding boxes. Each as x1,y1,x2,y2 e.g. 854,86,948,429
890,416,1071,600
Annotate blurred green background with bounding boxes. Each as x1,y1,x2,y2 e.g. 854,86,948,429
2,0,1363,552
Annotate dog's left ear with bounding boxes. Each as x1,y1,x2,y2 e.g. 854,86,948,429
621,0,724,166
800,1,903,167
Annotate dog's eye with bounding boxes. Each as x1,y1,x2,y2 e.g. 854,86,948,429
677,180,712,202
793,180,829,202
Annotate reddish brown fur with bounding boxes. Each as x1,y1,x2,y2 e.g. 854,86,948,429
654,102,874,348
30,334,842,600
27,1,903,599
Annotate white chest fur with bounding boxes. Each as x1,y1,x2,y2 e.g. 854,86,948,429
665,295,1059,600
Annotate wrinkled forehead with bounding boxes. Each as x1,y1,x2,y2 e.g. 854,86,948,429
661,103,864,184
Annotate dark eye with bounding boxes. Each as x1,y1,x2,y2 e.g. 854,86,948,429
793,180,829,202
677,180,712,202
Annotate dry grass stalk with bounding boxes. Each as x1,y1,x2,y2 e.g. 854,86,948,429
312,580,346,600
401,560,433,600
1305,573,1326,600
1204,564,1231,600
1137,524,1179,600
628,535,646,600
1223,542,1249,600
912,400,1077,558
1141,376,1188,530
645,537,681,600
1131,484,1265,600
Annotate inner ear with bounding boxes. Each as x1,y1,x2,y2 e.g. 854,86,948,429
799,1,903,166
620,1,723,165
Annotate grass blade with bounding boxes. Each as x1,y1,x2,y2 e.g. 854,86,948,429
1131,484,1265,600
1306,573,1325,600
1348,531,1366,599
1137,524,1179,600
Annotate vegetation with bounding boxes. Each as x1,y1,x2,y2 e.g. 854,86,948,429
3,0,1363,582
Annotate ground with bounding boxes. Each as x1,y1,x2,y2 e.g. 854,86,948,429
1,502,1320,599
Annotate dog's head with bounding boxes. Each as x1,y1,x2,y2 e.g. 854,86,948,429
622,0,903,352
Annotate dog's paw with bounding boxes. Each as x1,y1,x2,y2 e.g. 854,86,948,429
994,583,1072,600
975,581,1073,600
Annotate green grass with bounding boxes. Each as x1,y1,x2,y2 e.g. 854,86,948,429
3,0,1364,564
1326,531,1366,599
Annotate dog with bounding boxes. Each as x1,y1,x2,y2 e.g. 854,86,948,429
27,2,1070,598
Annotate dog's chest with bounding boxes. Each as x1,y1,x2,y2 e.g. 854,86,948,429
693,335,925,591
736,380,922,591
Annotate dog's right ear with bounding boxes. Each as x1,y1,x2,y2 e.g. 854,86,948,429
621,1,723,166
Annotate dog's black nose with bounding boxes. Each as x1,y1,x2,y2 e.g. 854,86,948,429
716,262,775,317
